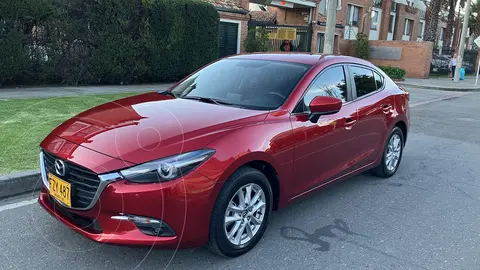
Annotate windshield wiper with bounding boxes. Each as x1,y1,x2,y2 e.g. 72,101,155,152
158,90,176,97
182,96,236,106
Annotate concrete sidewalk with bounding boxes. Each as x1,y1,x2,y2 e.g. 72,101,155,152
397,76,480,91
0,83,174,99
2,75,480,100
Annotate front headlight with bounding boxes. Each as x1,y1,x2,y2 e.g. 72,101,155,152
120,149,215,183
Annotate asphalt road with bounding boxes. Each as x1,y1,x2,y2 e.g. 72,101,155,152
1,88,480,270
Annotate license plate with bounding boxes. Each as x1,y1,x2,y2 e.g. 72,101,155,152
48,173,72,207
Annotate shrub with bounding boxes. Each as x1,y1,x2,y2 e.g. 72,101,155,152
0,0,59,85
354,32,369,60
0,0,219,86
245,27,270,53
144,0,219,82
379,66,406,80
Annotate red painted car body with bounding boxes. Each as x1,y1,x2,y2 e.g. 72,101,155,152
38,54,409,249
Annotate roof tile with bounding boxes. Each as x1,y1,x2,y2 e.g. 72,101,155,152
202,0,247,12
249,11,277,22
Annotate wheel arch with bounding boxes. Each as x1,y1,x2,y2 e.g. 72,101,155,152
394,120,408,143
213,153,283,211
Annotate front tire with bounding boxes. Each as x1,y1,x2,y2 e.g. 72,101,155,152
207,167,273,257
372,126,404,178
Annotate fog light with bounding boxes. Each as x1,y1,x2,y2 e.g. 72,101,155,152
112,214,176,237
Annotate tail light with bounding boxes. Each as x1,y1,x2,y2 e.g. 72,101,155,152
399,86,410,101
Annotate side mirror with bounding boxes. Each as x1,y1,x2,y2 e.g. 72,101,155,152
308,96,342,123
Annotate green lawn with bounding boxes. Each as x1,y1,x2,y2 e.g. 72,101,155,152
0,92,141,174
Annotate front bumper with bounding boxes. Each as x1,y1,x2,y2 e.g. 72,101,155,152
38,170,221,248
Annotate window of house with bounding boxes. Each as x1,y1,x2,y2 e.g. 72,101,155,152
439,27,445,40
370,10,379,30
418,21,424,38
318,0,327,15
301,66,347,111
391,2,397,12
420,10,426,19
404,19,413,36
347,5,360,27
388,15,395,33
319,0,342,16
351,66,377,98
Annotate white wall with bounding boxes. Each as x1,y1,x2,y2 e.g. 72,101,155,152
249,3,264,11
344,26,358,40
368,7,382,40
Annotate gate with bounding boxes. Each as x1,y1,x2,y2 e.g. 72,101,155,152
219,21,239,58
430,49,478,75
249,24,312,53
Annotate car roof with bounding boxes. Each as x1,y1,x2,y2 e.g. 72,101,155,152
228,53,374,67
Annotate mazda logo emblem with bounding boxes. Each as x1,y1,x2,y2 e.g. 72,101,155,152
54,159,66,176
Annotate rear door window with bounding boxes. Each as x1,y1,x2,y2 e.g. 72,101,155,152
351,66,377,98
374,71,384,89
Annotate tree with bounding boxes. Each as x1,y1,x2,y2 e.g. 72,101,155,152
469,1,480,40
355,32,369,60
244,27,270,53
443,0,458,48
424,0,445,43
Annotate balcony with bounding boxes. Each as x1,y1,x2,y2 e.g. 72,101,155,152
373,0,382,8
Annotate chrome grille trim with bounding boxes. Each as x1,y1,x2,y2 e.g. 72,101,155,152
40,149,124,211
40,151,49,190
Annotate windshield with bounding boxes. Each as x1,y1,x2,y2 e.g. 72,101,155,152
170,59,311,110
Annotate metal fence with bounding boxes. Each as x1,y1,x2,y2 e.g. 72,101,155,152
248,24,312,53
430,49,478,75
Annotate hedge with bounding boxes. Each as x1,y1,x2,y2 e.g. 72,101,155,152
379,66,406,80
0,0,219,86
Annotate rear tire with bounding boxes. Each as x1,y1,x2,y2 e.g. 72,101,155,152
371,126,404,178
207,167,272,257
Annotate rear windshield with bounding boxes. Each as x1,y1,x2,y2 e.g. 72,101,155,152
171,59,311,110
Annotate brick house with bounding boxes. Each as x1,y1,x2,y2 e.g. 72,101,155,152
376,0,424,41
318,0,426,42
204,0,250,57
250,0,427,53
250,0,343,52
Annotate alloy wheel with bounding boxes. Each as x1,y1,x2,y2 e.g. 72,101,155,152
224,183,266,246
386,133,402,172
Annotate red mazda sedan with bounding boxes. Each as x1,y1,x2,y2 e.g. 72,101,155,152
38,53,409,257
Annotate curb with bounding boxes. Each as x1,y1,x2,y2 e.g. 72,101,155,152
0,170,42,199
397,82,480,92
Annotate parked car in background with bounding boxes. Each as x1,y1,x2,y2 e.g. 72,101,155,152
38,53,410,257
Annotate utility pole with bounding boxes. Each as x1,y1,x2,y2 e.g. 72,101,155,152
324,0,337,54
454,0,472,82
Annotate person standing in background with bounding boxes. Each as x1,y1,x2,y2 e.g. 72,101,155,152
449,53,457,80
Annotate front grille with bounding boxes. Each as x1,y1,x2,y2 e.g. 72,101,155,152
43,150,100,208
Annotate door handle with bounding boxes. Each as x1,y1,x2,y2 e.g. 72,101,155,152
382,104,392,114
345,118,357,130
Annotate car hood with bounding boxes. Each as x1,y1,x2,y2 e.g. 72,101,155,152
43,92,268,165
